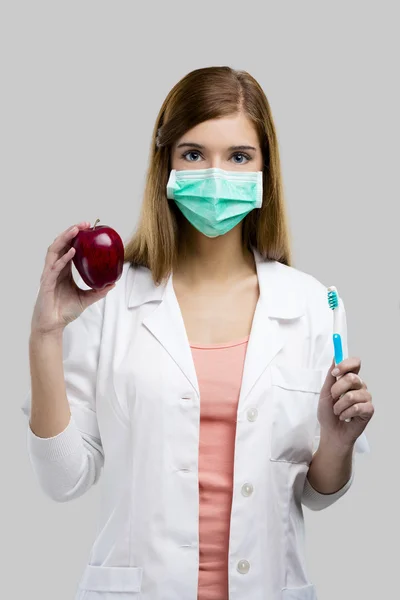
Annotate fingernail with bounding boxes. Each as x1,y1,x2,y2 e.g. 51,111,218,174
331,368,340,377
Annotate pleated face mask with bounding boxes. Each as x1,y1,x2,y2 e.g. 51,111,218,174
166,167,263,238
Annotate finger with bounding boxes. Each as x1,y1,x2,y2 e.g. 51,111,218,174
359,377,367,389
44,222,90,269
80,282,116,310
338,400,374,422
331,356,361,378
45,246,76,287
333,389,372,417
331,372,364,400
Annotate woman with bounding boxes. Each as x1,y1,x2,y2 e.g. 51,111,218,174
22,67,373,600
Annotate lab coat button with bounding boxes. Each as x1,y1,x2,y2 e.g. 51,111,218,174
247,407,258,422
181,393,193,401
237,559,250,574
241,483,254,497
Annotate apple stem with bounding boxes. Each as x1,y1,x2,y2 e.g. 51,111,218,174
93,218,100,229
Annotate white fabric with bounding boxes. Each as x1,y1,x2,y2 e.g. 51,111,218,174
21,250,369,600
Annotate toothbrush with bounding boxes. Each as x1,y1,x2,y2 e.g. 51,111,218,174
327,286,352,422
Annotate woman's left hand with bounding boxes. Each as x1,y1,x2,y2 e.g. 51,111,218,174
318,356,374,448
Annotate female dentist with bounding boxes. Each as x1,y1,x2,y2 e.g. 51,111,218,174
22,66,374,600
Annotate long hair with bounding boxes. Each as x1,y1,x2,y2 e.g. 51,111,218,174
124,66,292,283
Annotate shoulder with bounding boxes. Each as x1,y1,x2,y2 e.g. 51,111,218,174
281,261,329,300
102,261,161,312
272,260,334,327
260,258,329,301
105,261,138,306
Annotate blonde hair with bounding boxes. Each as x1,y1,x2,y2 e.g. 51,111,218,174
124,66,292,283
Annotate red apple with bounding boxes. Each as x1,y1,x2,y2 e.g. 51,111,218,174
71,218,124,289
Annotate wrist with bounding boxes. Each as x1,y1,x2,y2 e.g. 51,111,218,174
30,328,64,344
318,431,355,458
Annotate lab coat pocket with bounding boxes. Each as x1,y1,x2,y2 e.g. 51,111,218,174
282,583,317,599
270,365,323,464
77,564,143,598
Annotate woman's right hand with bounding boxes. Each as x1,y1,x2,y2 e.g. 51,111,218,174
31,221,116,337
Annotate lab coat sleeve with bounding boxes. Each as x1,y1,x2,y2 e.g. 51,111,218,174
302,296,370,511
21,280,105,503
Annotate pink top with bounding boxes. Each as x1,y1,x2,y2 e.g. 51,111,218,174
190,335,249,600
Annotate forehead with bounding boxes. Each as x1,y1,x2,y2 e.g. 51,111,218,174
175,113,260,148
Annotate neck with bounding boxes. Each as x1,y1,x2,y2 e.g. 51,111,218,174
174,224,256,285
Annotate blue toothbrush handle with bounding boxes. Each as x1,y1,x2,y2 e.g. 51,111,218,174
332,333,351,422
333,333,343,365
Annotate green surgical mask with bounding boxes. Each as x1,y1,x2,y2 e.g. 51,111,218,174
166,167,263,238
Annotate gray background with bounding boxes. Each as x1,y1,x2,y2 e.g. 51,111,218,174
1,1,398,598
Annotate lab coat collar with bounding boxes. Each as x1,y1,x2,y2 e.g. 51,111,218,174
126,247,305,319
126,264,166,308
125,249,306,400
252,248,305,319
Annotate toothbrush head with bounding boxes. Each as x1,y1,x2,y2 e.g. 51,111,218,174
327,286,339,310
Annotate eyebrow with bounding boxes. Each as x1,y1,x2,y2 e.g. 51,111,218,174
176,142,257,151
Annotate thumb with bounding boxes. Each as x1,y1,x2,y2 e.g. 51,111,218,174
82,282,116,309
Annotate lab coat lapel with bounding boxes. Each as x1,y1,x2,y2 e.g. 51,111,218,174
126,250,306,402
239,250,306,404
128,267,199,396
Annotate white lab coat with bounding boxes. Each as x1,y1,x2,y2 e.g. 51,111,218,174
21,248,369,600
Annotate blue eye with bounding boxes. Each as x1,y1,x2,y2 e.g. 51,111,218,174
182,151,202,162
232,153,250,164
